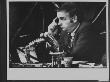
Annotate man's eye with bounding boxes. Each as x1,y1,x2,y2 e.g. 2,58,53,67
60,17,66,20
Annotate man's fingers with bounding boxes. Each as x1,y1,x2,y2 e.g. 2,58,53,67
53,17,58,22
47,17,58,34
48,21,56,31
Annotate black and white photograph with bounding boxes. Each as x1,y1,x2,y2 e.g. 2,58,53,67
8,1,108,68
7,0,109,81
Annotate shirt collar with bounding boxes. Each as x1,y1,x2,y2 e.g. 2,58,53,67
67,22,80,36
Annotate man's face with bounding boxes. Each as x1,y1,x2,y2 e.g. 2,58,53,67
57,11,74,31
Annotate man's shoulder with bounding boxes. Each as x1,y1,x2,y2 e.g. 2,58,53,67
78,21,91,32
77,21,101,37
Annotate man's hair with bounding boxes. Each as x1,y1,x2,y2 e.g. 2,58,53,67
57,2,82,22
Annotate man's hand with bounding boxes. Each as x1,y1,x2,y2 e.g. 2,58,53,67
48,17,58,34
40,32,48,37
40,17,58,37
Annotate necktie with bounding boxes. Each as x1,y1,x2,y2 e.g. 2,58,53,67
70,32,75,48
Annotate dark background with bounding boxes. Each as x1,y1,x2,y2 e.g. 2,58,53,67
9,2,106,63
9,2,63,63
0,0,109,82
9,2,106,40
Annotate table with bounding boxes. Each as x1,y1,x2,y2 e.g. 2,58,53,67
9,61,105,68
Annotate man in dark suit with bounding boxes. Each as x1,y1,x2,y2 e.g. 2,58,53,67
44,2,105,64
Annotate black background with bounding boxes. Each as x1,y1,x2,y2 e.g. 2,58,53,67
9,2,106,63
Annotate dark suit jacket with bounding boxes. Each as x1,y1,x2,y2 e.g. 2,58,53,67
56,22,106,63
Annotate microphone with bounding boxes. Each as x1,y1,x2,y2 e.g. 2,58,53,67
19,35,29,38
19,33,37,38
52,2,59,8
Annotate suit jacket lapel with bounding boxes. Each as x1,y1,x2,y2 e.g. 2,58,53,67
73,22,90,44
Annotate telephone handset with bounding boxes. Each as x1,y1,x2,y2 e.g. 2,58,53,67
55,17,59,24
53,17,62,35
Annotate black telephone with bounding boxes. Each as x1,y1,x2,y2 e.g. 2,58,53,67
55,17,59,24
53,17,62,36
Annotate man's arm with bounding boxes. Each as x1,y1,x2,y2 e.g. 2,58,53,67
70,27,101,62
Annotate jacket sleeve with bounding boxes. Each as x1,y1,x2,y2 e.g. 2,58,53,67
71,30,91,56
69,27,103,63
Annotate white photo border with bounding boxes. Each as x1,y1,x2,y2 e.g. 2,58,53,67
7,0,109,81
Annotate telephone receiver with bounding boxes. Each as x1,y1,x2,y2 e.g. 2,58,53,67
55,17,59,24
54,17,62,32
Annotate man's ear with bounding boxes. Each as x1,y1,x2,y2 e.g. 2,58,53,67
71,15,77,23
